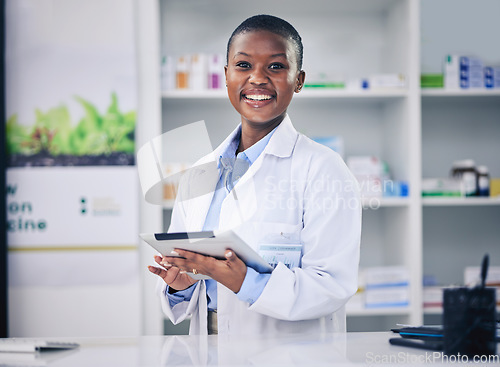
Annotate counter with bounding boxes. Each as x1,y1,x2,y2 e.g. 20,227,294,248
1,332,498,366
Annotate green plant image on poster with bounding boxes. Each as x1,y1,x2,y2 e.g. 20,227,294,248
6,93,135,167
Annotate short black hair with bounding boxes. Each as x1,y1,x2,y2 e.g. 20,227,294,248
226,14,303,70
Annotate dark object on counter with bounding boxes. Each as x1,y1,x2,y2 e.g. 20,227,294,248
443,254,497,357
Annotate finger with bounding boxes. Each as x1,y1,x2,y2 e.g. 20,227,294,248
155,255,174,267
173,249,204,262
162,265,182,283
225,249,244,265
148,263,180,284
170,249,207,271
148,265,168,280
154,255,163,265
164,256,188,270
225,249,234,260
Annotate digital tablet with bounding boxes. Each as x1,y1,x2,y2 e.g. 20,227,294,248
140,230,274,278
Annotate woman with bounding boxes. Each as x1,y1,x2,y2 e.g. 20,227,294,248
148,14,361,336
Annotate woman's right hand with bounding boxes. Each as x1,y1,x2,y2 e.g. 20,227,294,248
148,255,198,291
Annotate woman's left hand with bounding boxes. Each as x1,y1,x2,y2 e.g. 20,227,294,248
162,248,247,293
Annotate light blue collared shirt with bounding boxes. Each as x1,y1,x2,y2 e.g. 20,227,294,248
167,126,276,309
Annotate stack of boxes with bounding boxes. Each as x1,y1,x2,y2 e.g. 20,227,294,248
363,266,410,309
346,156,409,200
443,54,500,89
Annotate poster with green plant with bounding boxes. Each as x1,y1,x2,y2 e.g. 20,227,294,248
6,92,135,167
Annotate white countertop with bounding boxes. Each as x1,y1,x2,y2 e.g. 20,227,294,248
0,332,498,366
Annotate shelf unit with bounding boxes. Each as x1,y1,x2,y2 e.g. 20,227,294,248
422,197,500,206
136,0,500,334
420,0,500,325
421,89,500,97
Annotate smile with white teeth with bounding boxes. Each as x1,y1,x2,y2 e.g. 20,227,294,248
244,94,273,101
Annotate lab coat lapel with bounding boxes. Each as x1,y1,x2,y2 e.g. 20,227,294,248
185,124,243,231
183,163,217,231
218,115,299,230
231,114,298,189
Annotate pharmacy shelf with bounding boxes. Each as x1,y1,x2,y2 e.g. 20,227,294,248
362,197,410,209
422,197,500,206
162,88,409,100
421,88,500,97
423,307,442,315
138,0,500,336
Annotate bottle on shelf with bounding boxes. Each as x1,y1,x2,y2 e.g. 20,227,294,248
476,165,490,197
176,55,190,89
161,55,175,92
450,159,478,197
190,53,207,91
208,54,225,90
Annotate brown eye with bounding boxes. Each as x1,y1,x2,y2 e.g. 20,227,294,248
269,63,285,70
236,61,251,68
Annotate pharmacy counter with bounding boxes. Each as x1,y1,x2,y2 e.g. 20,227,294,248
1,332,498,366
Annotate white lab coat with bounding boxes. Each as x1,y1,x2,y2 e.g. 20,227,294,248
158,115,361,336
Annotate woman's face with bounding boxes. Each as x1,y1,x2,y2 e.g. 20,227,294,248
225,30,305,130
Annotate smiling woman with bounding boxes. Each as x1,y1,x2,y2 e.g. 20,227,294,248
149,14,361,337
225,30,305,148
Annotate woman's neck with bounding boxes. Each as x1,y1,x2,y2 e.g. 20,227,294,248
237,116,284,153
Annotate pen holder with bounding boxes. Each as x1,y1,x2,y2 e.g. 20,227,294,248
443,287,497,357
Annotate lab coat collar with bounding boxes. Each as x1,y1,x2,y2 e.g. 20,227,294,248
264,114,298,158
212,114,298,162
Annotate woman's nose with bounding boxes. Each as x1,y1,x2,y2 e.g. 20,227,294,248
249,67,268,84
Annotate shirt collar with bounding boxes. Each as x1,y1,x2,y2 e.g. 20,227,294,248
217,125,277,167
240,126,277,165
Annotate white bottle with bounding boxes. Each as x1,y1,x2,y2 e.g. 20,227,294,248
190,53,208,91
161,56,175,92
208,54,225,89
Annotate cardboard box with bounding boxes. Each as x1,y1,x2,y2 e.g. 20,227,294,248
460,56,484,89
444,54,460,89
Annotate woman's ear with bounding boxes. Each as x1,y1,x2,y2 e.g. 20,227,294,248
295,70,306,93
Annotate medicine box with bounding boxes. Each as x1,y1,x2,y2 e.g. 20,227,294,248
364,266,410,308
444,54,460,89
347,156,384,198
421,74,444,88
460,56,484,89
368,74,406,89
364,266,409,287
312,136,344,159
484,66,500,88
365,287,409,308
423,286,443,309
421,178,463,197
